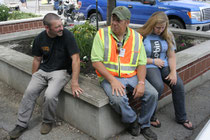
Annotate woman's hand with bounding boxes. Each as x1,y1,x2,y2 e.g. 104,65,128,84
165,71,177,86
154,59,164,68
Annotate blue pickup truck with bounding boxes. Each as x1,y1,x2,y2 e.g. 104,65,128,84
78,0,210,31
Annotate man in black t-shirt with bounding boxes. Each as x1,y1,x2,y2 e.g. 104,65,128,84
9,13,83,139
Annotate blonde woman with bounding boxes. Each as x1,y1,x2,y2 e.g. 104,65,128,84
138,11,193,130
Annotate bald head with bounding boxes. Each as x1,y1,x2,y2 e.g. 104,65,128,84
43,13,61,27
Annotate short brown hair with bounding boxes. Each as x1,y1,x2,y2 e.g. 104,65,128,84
43,13,61,27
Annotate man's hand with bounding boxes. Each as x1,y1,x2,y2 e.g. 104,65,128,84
154,59,164,68
165,71,177,86
110,79,126,97
71,82,83,97
133,84,145,99
71,53,83,97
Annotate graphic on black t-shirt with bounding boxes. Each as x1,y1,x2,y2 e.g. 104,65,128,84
150,40,162,58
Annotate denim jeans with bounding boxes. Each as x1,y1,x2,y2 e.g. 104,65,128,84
101,75,158,129
17,69,70,128
146,66,187,122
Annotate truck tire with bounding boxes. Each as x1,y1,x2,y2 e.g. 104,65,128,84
89,13,102,23
169,19,185,29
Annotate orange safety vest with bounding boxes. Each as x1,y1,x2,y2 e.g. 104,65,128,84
96,26,143,78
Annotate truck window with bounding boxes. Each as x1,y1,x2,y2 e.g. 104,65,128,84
118,0,144,3
117,0,131,1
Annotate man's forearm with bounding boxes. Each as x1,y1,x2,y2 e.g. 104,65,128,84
137,65,146,82
32,57,41,74
71,54,80,84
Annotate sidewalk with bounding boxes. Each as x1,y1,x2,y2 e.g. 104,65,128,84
0,79,210,140
19,0,57,16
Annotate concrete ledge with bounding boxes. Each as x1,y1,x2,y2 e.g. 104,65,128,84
0,28,210,139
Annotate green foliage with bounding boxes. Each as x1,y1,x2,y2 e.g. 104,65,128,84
69,22,97,60
0,4,10,21
8,11,40,20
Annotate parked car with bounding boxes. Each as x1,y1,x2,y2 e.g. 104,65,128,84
77,0,210,31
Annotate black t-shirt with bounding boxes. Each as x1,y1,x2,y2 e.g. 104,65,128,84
32,28,79,74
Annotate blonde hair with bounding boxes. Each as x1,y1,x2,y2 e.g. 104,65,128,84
137,11,174,54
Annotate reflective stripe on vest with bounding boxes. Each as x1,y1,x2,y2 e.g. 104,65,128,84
104,63,137,72
103,27,109,62
132,31,140,65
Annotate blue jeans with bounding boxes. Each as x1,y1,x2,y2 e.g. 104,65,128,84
146,67,187,122
101,75,158,129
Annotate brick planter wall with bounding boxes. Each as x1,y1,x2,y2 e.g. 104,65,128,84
0,19,44,34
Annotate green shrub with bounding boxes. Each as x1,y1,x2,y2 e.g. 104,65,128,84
0,4,10,21
69,22,97,60
8,11,40,20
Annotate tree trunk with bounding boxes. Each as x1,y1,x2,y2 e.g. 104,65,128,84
107,0,116,26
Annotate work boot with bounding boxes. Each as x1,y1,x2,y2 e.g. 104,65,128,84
141,127,157,140
9,125,27,139
128,119,140,136
40,122,53,135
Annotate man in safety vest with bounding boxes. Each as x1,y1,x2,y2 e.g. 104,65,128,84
91,6,158,140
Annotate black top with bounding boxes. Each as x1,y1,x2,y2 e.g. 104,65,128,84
32,28,79,74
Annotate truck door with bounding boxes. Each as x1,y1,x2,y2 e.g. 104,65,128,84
116,0,160,24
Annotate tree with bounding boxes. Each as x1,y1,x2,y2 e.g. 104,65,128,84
107,0,116,25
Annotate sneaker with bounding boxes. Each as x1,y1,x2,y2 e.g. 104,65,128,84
128,119,140,136
9,125,27,139
141,127,157,140
40,123,53,135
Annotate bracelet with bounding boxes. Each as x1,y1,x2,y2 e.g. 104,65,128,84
138,81,145,85
152,59,155,64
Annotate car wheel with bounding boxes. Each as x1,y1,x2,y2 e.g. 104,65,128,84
169,19,185,29
89,13,102,23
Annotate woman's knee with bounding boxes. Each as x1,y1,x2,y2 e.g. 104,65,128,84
172,79,185,94
154,82,164,96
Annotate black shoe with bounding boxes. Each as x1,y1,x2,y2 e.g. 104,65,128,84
9,125,27,139
141,127,157,140
128,119,140,136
